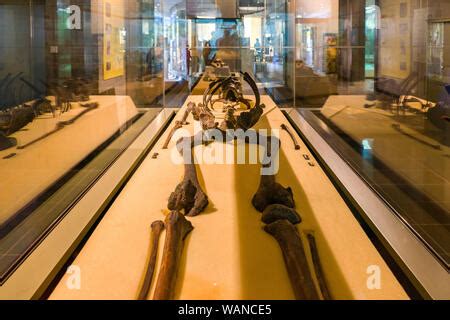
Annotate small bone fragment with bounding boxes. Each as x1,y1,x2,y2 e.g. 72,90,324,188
281,124,300,150
181,103,194,125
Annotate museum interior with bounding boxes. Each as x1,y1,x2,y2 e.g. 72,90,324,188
0,0,449,300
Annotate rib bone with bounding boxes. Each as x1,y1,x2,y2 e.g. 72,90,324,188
137,220,165,300
264,220,320,300
153,211,194,300
262,204,302,225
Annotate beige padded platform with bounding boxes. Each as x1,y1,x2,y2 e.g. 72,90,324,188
50,96,408,300
0,96,138,225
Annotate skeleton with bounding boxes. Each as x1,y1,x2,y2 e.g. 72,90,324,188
156,72,325,300
168,73,265,217
138,220,165,300
0,74,94,151
153,211,193,300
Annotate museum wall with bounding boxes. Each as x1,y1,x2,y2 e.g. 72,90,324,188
91,0,126,95
378,0,414,80
295,0,339,72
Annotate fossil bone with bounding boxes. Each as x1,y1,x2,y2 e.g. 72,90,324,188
264,220,320,300
202,71,261,114
168,155,209,217
281,124,300,150
163,105,194,150
262,204,302,225
167,136,209,217
137,220,165,300
236,103,265,131
252,169,295,213
306,233,332,300
162,121,183,150
181,103,194,125
153,211,193,300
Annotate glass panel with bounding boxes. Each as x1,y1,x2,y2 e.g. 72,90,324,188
0,0,295,282
2,0,446,286
0,0,165,281
295,0,450,268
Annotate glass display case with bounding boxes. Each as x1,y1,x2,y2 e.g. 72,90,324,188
0,0,449,300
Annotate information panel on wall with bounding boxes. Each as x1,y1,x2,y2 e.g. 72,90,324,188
103,1,125,80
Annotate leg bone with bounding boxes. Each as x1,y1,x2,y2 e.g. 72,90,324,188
252,173,295,212
264,220,320,300
137,220,165,300
153,211,194,300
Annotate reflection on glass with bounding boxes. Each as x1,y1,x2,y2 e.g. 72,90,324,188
295,0,450,267
0,0,448,285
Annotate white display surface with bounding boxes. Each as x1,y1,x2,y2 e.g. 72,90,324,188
0,96,138,225
49,96,407,300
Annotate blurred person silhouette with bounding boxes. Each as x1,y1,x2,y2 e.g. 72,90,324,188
217,29,239,71
254,38,262,61
202,41,212,69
